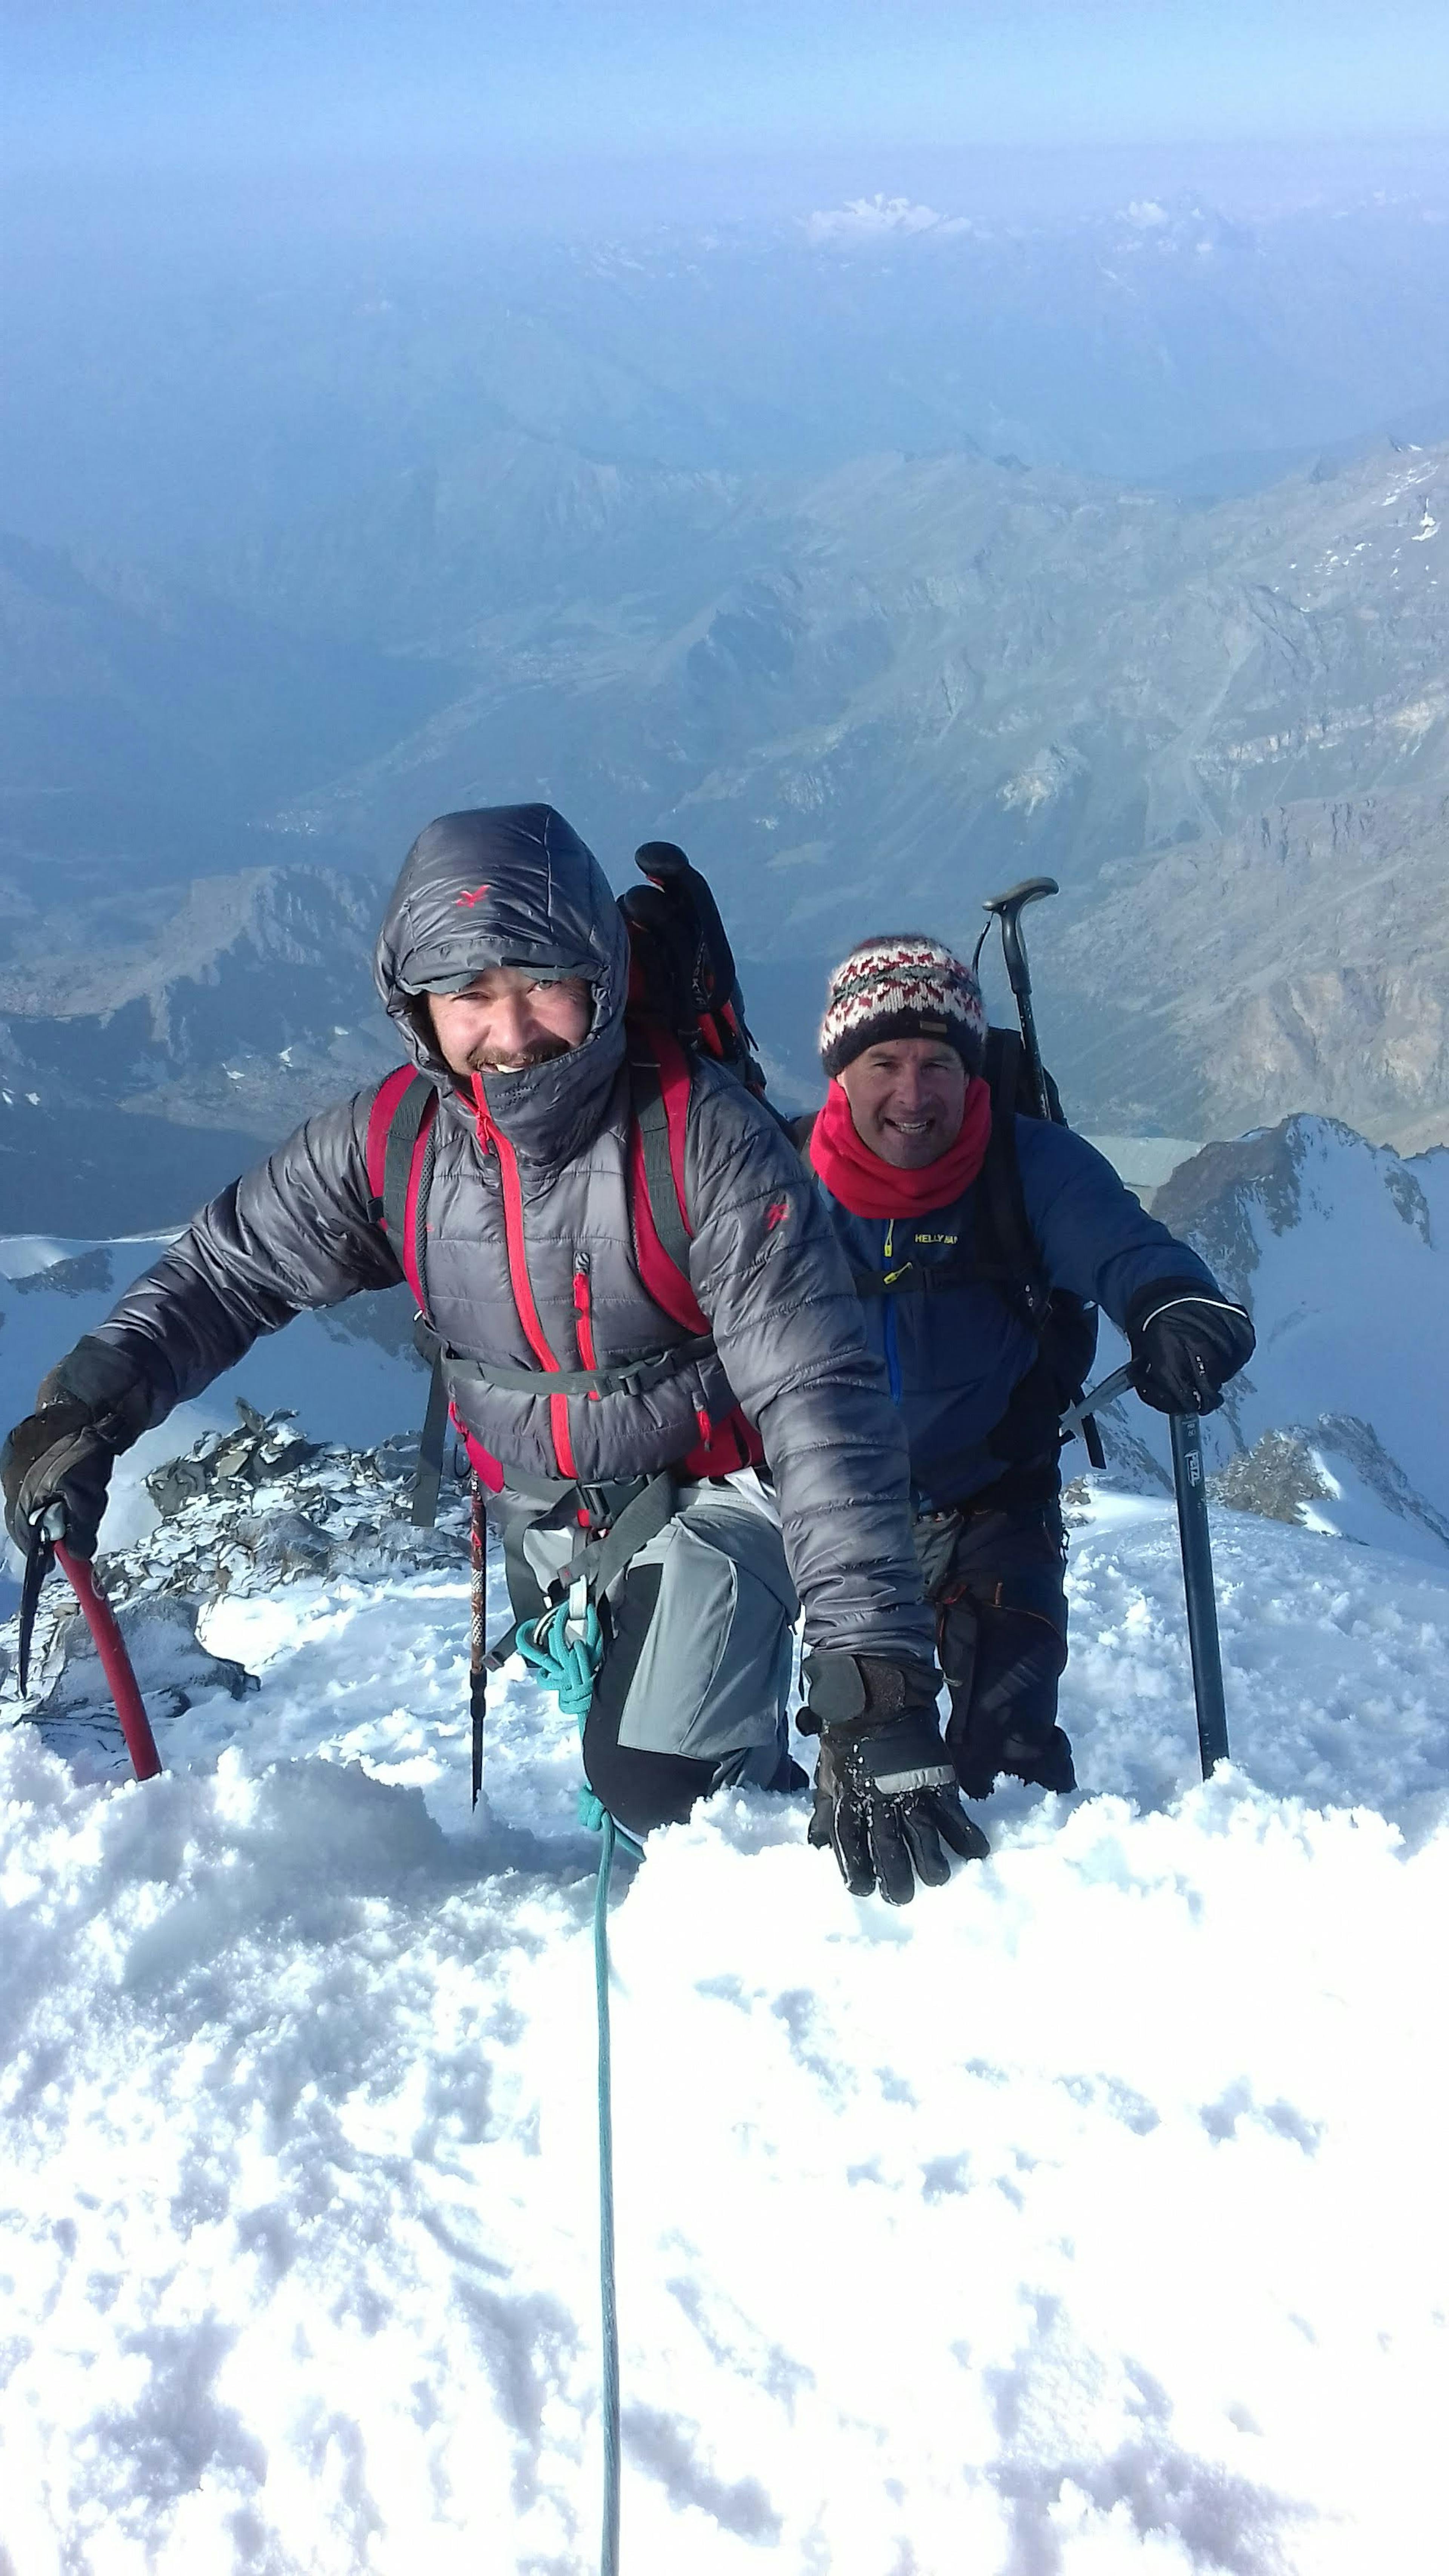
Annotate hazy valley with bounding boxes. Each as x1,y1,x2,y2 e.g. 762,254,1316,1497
4,194,1449,1223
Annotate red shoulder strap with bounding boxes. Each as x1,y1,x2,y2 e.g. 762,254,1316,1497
365,1067,437,1313
627,1023,708,1335
366,1066,417,1202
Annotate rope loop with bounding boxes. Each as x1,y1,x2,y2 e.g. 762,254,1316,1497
517,1597,645,1858
517,1596,605,1718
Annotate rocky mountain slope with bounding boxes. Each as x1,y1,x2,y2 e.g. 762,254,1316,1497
250,428,1449,1137
1084,1112,1449,1567
6,334,1449,1217
0,860,396,1229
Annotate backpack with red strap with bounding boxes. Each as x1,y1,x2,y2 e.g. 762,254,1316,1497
366,842,771,1527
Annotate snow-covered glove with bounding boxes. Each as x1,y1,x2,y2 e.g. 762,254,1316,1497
800,1651,989,1904
1,1337,153,1558
1126,1281,1255,1417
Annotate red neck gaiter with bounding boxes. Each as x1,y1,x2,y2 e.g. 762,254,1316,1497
810,1074,993,1219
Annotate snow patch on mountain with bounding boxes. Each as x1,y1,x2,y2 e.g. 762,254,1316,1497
803,195,972,246
1077,1115,1449,1566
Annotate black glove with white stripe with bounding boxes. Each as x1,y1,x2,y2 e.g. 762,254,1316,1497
800,1652,989,1904
1126,1280,1255,1416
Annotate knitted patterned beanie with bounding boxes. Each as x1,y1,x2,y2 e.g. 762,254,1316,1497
818,934,986,1078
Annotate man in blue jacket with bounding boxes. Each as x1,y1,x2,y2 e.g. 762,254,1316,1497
804,934,1255,1804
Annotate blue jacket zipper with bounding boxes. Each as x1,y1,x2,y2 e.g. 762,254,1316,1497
881,1218,903,1402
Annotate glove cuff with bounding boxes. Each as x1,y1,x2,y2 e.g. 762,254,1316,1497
37,1335,155,1453
1123,1276,1248,1344
799,1650,938,1734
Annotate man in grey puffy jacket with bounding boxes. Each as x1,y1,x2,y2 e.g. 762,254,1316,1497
3,806,988,1903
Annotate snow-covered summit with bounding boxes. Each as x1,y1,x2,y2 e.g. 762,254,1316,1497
1075,1113,1449,1564
802,194,974,247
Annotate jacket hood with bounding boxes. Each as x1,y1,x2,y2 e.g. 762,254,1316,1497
373,804,629,1164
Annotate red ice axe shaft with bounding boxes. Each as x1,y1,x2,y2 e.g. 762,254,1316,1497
54,1543,164,1781
17,1499,164,1783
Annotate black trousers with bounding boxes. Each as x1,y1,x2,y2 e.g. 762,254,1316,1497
927,1481,1076,1798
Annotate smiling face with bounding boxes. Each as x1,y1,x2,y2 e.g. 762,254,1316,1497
837,1036,968,1168
426,965,592,1075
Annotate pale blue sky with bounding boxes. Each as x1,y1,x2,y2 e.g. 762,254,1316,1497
6,0,1449,178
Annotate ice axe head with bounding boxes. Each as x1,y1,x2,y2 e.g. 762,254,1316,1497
979,876,1059,995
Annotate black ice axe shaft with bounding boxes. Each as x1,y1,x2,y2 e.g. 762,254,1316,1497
983,876,1232,1782
1169,1413,1231,1779
1063,1372,1232,1781
980,877,1109,1469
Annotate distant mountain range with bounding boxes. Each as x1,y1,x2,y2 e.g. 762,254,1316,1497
4,194,1449,1224
10,190,1449,551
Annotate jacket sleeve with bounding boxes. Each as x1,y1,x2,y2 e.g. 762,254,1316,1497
1018,1121,1225,1329
683,1072,934,1664
85,1090,405,1425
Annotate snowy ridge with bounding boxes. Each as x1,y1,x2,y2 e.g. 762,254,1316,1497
1,1493,1447,2569
803,195,975,246
1085,1114,1449,1564
2,1150,1449,2567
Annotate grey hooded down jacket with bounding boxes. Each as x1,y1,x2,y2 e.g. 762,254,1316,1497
91,805,934,1662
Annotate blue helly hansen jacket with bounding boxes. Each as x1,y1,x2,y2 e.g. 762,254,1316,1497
814,1116,1219,1508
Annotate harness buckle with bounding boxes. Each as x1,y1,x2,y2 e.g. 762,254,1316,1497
564,1574,591,1646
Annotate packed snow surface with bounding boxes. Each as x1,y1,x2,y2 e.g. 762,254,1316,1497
3,1488,1448,2573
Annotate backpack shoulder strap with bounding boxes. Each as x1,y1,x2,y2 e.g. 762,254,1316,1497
365,1067,438,1315
974,1030,1048,1316
626,1021,711,1335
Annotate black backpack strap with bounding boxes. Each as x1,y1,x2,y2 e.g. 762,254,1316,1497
448,1337,714,1403
974,1030,1049,1322
411,1320,450,1531
628,1049,694,1279
389,1082,435,1282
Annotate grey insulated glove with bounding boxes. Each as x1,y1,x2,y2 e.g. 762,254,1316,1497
800,1652,989,1904
1,1337,153,1559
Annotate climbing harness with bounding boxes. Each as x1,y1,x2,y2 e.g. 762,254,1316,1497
515,1586,639,2576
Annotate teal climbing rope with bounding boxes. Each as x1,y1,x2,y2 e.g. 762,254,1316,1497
594,1811,622,2576
517,1595,638,2573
